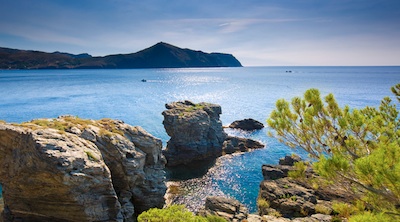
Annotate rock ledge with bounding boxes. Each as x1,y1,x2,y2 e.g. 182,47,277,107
0,116,166,222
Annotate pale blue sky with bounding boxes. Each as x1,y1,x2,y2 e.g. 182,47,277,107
1,0,399,66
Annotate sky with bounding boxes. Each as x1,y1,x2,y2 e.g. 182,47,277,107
0,0,400,66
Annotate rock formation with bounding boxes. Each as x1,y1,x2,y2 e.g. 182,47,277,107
0,116,166,222
162,101,227,166
198,196,248,221
222,136,264,154
162,101,265,166
257,155,354,220
228,118,264,130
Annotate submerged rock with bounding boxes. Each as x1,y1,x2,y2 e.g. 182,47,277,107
0,116,166,222
228,118,264,130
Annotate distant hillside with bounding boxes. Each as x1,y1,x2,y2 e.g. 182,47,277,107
0,42,242,69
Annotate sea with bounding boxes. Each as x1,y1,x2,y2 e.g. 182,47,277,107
0,66,399,212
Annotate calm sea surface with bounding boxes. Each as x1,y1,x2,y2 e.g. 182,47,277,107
1,66,399,212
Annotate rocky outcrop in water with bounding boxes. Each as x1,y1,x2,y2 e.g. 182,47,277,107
222,136,264,154
162,101,227,166
0,116,166,222
162,101,265,166
228,118,264,130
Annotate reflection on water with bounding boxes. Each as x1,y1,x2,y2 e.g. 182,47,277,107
1,67,399,213
165,155,232,212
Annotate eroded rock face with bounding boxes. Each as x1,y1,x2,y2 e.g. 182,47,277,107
258,155,354,219
162,101,227,166
162,101,265,167
259,178,317,217
0,116,166,222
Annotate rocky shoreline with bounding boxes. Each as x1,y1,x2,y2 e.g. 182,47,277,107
0,101,351,221
165,154,353,221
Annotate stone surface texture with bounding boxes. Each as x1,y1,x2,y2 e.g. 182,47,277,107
162,101,227,166
222,136,265,154
228,118,264,130
0,116,166,222
162,101,265,166
257,155,354,220
199,196,248,222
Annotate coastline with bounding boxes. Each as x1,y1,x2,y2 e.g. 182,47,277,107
1,66,399,215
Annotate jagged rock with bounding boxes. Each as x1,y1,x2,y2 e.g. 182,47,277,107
278,155,301,166
257,155,356,220
222,136,265,154
162,101,264,167
228,118,264,130
261,164,293,180
162,101,227,166
0,116,166,222
259,178,317,217
258,156,317,218
199,196,248,221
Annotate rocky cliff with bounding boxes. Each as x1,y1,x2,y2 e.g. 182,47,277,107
162,101,264,167
0,116,166,222
162,101,227,166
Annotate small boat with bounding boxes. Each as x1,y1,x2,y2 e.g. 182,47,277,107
141,79,147,82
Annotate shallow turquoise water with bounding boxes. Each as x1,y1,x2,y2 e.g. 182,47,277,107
1,66,399,212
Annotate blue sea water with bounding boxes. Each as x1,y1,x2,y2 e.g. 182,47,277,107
0,66,399,212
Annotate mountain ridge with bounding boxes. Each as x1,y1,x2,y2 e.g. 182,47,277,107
0,42,242,69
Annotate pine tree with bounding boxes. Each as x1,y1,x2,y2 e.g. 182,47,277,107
268,84,400,215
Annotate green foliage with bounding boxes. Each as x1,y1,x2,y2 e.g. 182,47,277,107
178,103,208,117
98,118,124,136
137,205,225,222
288,161,307,179
185,104,206,112
392,84,400,102
257,198,270,216
30,119,70,131
315,204,332,215
268,83,400,216
332,202,356,218
349,211,396,222
203,215,226,222
14,116,94,132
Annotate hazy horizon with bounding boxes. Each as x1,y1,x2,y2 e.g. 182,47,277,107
1,0,399,66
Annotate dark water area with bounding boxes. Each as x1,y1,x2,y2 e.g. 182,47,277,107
1,66,399,212
166,157,217,181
